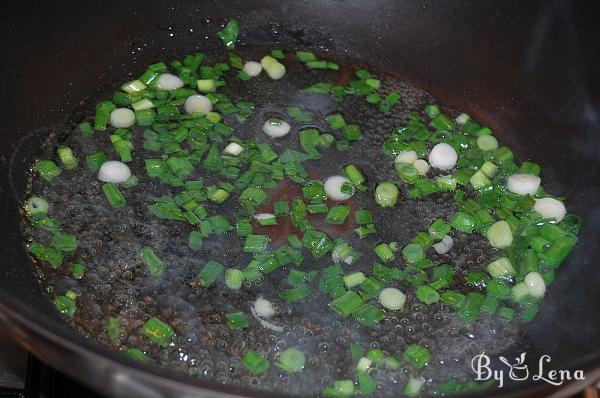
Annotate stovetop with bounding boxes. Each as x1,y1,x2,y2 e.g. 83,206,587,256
0,333,105,398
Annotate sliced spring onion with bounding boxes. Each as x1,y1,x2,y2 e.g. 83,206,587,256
412,159,429,175
217,19,240,48
394,150,418,164
276,348,306,373
184,95,213,115
403,344,430,368
477,135,499,151
260,55,286,80
507,173,541,195
379,287,406,310
197,260,224,287
226,312,249,329
402,243,424,264
534,197,566,222
330,291,363,317
428,143,458,170
486,256,515,278
97,160,131,183
57,145,77,169
324,175,353,201
343,272,366,288
405,377,425,397
244,234,271,253
225,268,243,290
374,181,399,207
242,351,270,375
25,196,49,219
374,242,396,262
433,235,453,254
455,113,470,124
524,271,546,297
109,108,135,128
102,183,126,208
254,213,277,226
486,220,513,248
155,73,184,90
139,246,166,276
262,118,291,138
253,297,275,318
242,61,262,76
325,205,350,225
142,317,174,346
34,160,62,182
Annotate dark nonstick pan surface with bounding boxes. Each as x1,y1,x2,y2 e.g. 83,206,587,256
1,1,600,397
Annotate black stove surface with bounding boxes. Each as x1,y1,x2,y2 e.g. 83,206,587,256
0,333,105,398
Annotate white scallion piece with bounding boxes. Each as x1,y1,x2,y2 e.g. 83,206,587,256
433,234,453,254
534,197,567,222
524,271,546,298
455,113,470,124
412,159,430,175
184,95,213,115
253,297,275,319
394,150,418,164
486,220,513,249
242,61,262,77
356,357,372,372
223,142,244,156
109,108,135,128
121,79,146,93
324,175,353,201
260,55,286,80
428,143,458,170
262,118,291,138
507,173,541,195
97,160,131,183
378,288,406,311
155,73,184,90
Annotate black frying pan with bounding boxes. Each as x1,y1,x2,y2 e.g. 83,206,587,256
1,1,599,397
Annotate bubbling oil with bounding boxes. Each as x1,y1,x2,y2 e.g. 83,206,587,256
23,48,523,396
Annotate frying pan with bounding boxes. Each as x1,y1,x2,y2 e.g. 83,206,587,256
1,0,599,397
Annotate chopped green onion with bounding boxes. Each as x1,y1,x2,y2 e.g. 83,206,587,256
241,351,270,375
139,246,166,276
343,272,366,288
52,234,77,252
486,256,515,278
374,181,399,207
416,285,440,304
402,243,424,264
34,160,62,182
324,380,354,398
244,234,271,253
280,285,310,303
374,242,396,262
330,291,363,317
142,317,174,346
226,312,249,329
276,348,305,373
224,268,243,290
197,260,224,287
354,209,372,225
102,183,126,208
54,295,76,316
325,205,351,225
403,344,430,368
217,19,240,49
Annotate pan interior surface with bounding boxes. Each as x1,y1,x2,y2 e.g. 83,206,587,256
1,2,600,398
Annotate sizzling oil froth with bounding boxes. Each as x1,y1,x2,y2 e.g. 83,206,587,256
23,48,522,396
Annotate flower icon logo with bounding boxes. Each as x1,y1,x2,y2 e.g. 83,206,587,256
499,352,529,381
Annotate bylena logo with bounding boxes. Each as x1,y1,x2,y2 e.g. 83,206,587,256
471,352,585,388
